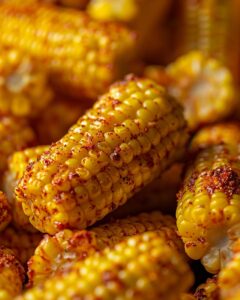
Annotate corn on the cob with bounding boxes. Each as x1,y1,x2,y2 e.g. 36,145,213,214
0,116,36,173
27,211,185,287
16,76,188,234
190,122,240,153
0,246,25,298
0,47,53,118
0,4,135,99
177,143,240,273
194,276,219,300
0,192,11,232
0,227,42,265
166,51,236,130
18,232,194,300
4,146,48,232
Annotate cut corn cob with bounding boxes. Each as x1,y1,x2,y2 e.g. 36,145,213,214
177,143,240,273
0,246,25,298
0,192,11,232
18,232,194,300
194,276,219,300
166,51,236,130
0,47,53,118
0,4,135,99
4,146,48,232
27,211,185,287
0,116,36,173
190,122,240,153
0,227,42,265
16,76,188,234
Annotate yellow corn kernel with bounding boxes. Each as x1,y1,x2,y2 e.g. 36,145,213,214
16,76,188,234
0,3,135,99
18,232,194,300
194,276,219,300
177,144,240,273
27,211,185,286
0,192,11,232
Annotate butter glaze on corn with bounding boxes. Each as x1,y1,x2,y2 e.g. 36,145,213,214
177,144,240,273
0,4,135,99
16,76,188,234
27,211,185,286
18,232,194,300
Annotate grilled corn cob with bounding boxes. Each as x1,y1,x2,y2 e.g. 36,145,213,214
194,276,219,300
0,116,36,173
18,232,194,300
0,227,42,265
0,246,25,298
166,51,236,130
4,146,48,232
27,211,185,286
16,76,188,234
0,47,53,118
0,4,135,99
190,122,240,153
0,192,11,232
177,143,240,273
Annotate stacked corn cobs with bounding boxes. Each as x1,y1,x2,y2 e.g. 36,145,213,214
0,1,239,299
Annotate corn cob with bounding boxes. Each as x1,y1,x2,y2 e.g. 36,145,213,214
177,143,240,273
16,76,188,234
0,47,53,118
0,116,36,173
27,211,185,287
194,276,219,300
0,246,25,298
0,192,11,232
190,122,240,153
166,51,236,130
0,227,42,265
0,4,135,99
18,232,194,300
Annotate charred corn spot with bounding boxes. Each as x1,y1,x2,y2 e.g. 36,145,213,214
0,192,11,232
27,211,185,287
0,227,42,265
18,232,194,300
16,76,188,234
166,51,236,130
194,276,219,300
0,246,25,298
0,47,53,118
177,144,240,273
0,4,135,99
3,146,48,232
190,122,240,153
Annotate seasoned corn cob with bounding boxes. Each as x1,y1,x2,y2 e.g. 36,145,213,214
0,192,11,232
166,51,236,130
18,232,194,300
0,47,53,118
16,76,188,234
194,276,219,300
0,4,135,99
0,227,42,265
0,246,25,298
177,143,240,273
27,211,185,286
0,116,36,173
190,122,240,153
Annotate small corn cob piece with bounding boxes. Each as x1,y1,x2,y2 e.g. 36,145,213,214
0,192,11,232
0,227,42,265
16,76,188,234
177,143,240,273
27,211,185,286
4,146,48,232
0,47,53,118
190,122,240,153
194,276,219,300
0,246,25,298
18,232,194,300
0,116,36,173
166,51,236,130
0,4,135,99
